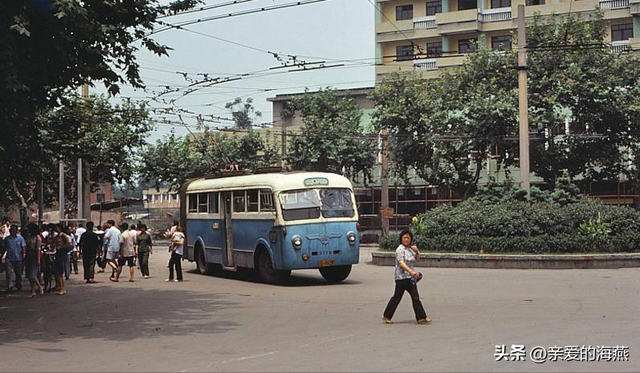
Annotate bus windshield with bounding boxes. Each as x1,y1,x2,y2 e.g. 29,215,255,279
279,188,355,221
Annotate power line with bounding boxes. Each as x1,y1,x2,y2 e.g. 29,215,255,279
148,0,328,37
157,0,256,19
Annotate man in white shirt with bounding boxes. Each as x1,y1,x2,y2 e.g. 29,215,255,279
103,220,122,280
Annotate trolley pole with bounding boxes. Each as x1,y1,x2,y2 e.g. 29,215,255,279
517,4,531,198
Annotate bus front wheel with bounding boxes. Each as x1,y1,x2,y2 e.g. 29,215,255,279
319,265,352,283
256,249,290,284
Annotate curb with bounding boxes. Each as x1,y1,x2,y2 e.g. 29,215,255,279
370,251,640,269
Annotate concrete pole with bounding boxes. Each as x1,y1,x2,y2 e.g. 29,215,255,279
517,4,531,197
81,83,91,221
59,161,65,222
77,158,83,219
38,179,44,227
381,128,390,236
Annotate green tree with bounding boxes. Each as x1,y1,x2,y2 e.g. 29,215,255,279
372,44,518,198
527,11,640,185
5,94,151,222
0,0,199,212
225,97,262,130
284,88,377,183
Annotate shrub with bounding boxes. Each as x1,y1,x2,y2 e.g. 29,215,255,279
378,197,640,253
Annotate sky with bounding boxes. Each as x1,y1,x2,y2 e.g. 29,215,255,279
104,0,376,142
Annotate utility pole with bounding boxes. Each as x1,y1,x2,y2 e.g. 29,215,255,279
380,128,390,236
59,161,65,222
80,83,91,221
517,4,531,197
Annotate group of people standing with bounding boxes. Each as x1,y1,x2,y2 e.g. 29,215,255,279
1,219,163,296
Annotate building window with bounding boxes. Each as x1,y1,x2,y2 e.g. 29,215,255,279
396,45,414,61
491,0,510,7
458,38,477,53
396,4,413,20
97,193,105,203
458,0,477,10
611,23,633,41
526,0,545,5
491,35,512,51
427,41,443,56
426,0,442,16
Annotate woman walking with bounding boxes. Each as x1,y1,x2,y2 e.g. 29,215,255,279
25,223,44,297
166,226,184,282
382,230,431,325
136,224,153,279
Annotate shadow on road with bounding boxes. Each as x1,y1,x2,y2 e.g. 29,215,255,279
0,283,241,346
186,268,363,287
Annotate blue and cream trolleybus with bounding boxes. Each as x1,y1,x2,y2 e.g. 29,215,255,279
180,171,360,283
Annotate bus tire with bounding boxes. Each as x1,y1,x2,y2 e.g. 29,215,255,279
319,265,352,283
195,245,217,275
256,248,290,284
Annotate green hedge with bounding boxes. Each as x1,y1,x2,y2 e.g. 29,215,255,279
378,198,640,253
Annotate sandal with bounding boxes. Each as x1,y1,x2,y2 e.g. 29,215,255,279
57,290,67,295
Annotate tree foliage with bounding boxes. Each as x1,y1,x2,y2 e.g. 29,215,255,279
284,89,377,183
139,130,280,191
0,0,199,211
1,95,151,217
371,45,518,198
225,97,262,130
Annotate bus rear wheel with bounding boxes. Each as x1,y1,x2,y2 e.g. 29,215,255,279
196,245,218,275
256,249,290,284
319,265,352,283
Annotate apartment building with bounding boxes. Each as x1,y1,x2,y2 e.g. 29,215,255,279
375,0,640,80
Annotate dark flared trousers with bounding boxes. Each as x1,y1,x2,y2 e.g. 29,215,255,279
383,279,427,321
83,254,96,280
168,252,183,281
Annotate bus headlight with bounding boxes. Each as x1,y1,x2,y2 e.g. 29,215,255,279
292,235,302,250
347,231,356,246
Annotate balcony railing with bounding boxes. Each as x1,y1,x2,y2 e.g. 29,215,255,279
598,0,630,9
611,40,631,53
414,58,438,71
478,7,512,23
414,15,437,29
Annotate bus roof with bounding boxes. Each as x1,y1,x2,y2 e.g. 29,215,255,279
185,172,354,193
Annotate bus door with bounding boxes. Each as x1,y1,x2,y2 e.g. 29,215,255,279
222,191,235,268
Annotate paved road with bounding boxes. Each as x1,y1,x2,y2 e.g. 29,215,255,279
0,246,638,372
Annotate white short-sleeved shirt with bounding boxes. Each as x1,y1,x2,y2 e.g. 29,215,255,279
104,226,122,253
394,244,417,281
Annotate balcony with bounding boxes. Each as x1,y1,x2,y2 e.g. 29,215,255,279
414,15,437,29
598,0,630,9
611,39,631,53
436,8,480,34
478,7,512,23
414,58,438,70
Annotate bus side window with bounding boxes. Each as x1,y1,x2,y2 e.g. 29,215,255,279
247,189,259,212
198,193,208,213
188,194,198,213
260,189,274,212
233,191,246,213
208,192,219,214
